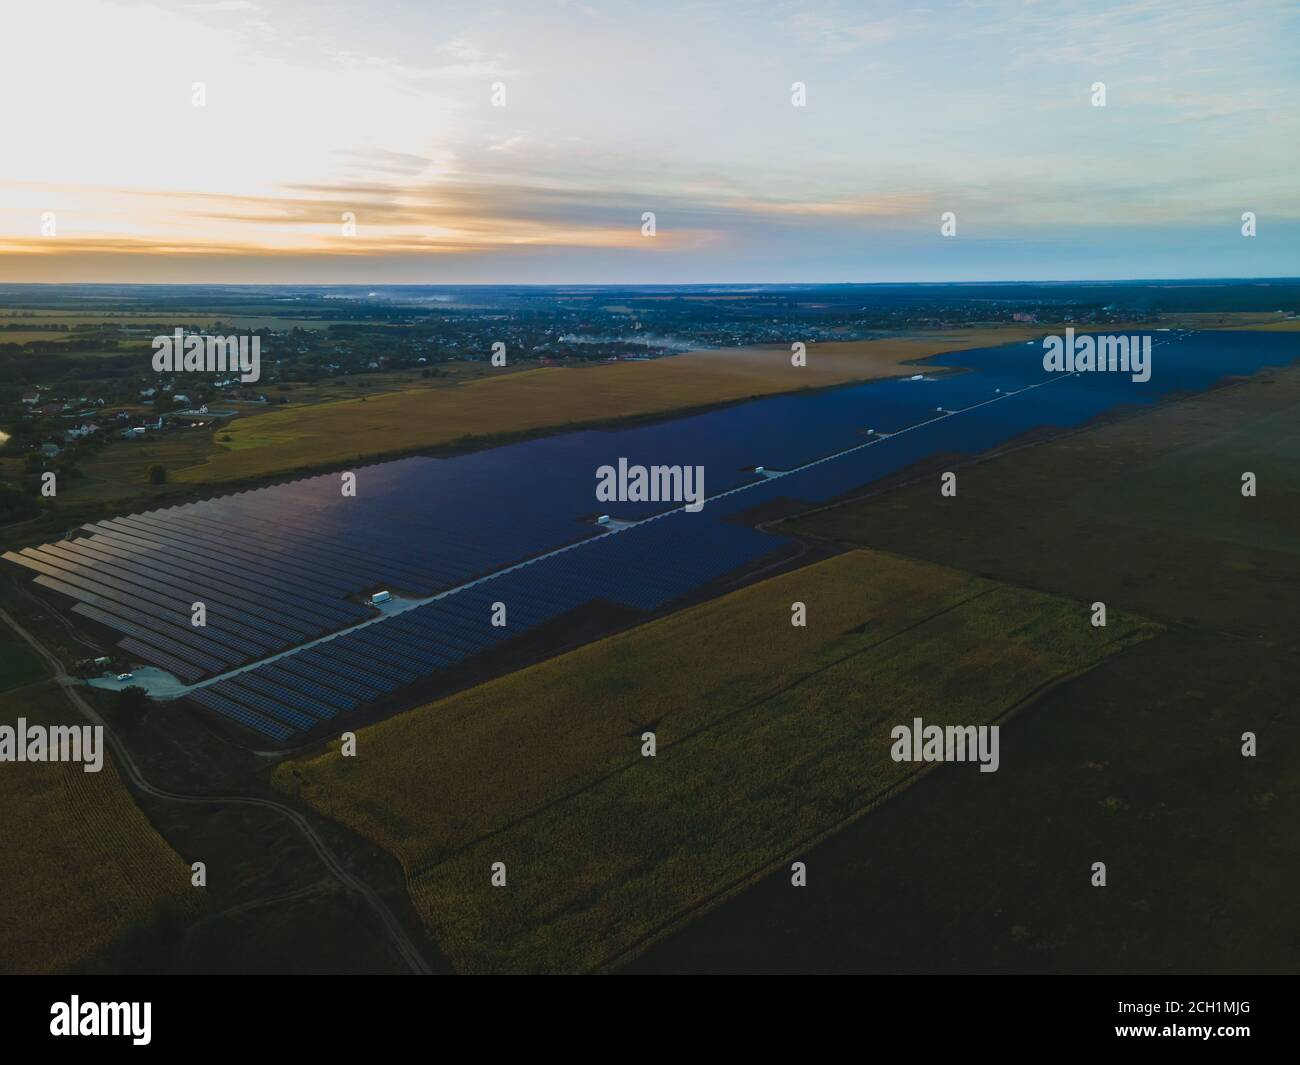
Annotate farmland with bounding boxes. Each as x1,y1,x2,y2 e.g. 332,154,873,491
274,548,1158,973
175,327,1044,484
0,626,44,691
4,284,1296,977
0,683,197,974
629,362,1300,973
11,300,1291,516
783,362,1300,639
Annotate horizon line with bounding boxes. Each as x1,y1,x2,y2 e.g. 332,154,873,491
2,276,1299,290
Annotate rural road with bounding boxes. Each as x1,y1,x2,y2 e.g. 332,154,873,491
0,604,433,976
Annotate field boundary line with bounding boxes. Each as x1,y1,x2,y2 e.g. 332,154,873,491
594,624,1161,973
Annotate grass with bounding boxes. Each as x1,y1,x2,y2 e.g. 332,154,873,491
0,330,112,345
1241,318,1300,332
0,684,197,973
630,630,1300,974
274,548,1157,973
1068,404,1300,558
39,328,1033,513
783,363,1300,639
59,432,218,506
0,632,45,692
176,327,1045,484
627,362,1300,974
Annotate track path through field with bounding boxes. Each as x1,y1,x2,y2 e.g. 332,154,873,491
0,604,433,975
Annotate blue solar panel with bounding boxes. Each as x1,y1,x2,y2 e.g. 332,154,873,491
187,687,292,740
270,655,373,702
114,637,208,683
206,680,318,731
64,599,236,671
11,329,1298,740
223,670,340,719
254,664,357,712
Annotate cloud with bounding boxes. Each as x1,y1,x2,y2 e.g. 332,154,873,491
0,0,1296,282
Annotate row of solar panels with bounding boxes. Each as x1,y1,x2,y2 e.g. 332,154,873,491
8,369,1013,689
19,332,1300,742
179,514,784,739
156,452,616,588
14,384,1030,740
101,502,561,601
7,376,1059,742
2,493,605,684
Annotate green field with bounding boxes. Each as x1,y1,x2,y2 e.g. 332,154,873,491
0,684,198,974
785,363,1300,639
1069,404,1300,559
627,363,1300,973
0,631,45,691
50,431,218,507
630,629,1300,974
275,549,1157,973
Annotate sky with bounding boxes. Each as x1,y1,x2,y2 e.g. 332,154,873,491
0,0,1297,284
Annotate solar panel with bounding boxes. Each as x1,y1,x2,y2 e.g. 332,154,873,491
38,335,1297,739
187,687,292,741
114,637,207,683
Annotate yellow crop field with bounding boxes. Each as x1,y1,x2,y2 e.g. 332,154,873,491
1240,318,1300,332
0,685,197,973
275,548,1159,972
177,327,1043,484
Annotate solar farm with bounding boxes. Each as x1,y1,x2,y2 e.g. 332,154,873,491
3,449,791,740
1,394,1018,740
9,329,1300,742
